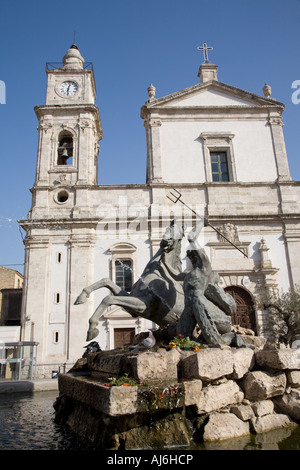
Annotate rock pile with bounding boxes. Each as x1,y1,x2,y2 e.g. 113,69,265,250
54,341,300,449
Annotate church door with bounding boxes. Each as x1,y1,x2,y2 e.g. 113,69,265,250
114,328,135,349
224,286,256,332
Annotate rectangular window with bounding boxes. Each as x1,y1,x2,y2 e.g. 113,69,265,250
115,260,133,292
210,151,229,182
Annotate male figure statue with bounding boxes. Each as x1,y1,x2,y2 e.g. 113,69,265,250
177,222,229,345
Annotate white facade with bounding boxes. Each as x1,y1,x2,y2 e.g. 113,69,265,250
19,46,300,378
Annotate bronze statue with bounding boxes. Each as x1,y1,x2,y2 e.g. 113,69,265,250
75,220,242,346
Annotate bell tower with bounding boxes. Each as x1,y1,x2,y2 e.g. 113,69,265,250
20,45,103,374
33,44,102,200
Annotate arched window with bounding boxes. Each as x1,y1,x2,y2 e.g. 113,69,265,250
57,132,73,165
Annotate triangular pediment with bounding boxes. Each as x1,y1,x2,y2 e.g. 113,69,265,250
144,81,284,110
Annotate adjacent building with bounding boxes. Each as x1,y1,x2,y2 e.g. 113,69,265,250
0,266,23,328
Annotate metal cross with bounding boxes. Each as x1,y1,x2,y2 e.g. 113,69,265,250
197,42,213,63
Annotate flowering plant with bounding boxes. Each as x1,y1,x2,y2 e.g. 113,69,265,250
104,373,140,387
168,334,203,351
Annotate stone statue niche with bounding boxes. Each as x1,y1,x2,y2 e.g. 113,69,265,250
75,220,247,347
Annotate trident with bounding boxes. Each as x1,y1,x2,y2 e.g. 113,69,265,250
166,188,247,258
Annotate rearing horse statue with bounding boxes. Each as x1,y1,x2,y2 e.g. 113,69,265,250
75,221,185,341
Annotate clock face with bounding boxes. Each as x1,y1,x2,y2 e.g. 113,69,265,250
59,81,78,97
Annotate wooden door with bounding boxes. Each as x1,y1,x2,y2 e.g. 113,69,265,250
224,286,256,332
114,328,135,348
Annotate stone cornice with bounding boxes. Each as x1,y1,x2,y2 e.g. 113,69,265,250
34,104,103,138
141,80,285,118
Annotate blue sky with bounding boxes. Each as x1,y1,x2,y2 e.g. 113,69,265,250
0,0,299,273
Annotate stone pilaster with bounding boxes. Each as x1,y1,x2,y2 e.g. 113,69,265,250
268,115,291,182
145,119,163,183
284,226,300,286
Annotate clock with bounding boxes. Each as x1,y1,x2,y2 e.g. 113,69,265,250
59,81,78,97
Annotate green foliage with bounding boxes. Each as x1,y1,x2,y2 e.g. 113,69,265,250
264,285,300,345
168,334,205,351
106,373,140,387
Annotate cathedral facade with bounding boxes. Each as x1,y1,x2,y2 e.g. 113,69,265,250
19,44,300,377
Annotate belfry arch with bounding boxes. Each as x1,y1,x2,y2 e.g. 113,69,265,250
57,131,74,165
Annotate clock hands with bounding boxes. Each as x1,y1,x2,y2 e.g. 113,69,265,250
60,81,78,96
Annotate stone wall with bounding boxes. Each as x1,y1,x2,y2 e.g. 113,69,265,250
54,342,300,450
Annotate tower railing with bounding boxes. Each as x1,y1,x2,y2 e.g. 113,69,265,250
46,62,93,71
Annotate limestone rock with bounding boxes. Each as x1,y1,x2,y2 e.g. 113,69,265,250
250,413,292,434
121,413,191,450
251,399,274,417
255,348,300,370
241,370,286,400
124,348,181,381
87,350,125,375
203,412,250,441
87,348,182,382
229,347,255,379
58,373,138,416
181,347,233,381
183,379,203,406
196,380,244,414
286,370,300,388
230,404,255,421
273,388,300,421
240,335,267,349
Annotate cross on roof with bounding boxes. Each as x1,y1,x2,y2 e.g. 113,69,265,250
197,42,213,63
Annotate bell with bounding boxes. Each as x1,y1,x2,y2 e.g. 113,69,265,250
60,148,69,164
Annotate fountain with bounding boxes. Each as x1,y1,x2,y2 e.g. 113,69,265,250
54,221,300,449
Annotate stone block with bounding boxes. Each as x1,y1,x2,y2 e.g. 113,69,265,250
240,335,267,349
203,412,250,441
124,348,181,381
241,370,286,400
286,370,300,388
121,413,191,450
183,379,202,406
181,347,233,381
255,348,300,370
250,413,292,434
137,383,185,413
58,373,138,416
229,347,255,379
273,388,300,421
87,348,182,382
196,380,244,414
230,404,255,421
251,400,274,417
87,351,125,375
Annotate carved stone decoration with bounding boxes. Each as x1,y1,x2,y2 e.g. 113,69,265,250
78,120,90,132
147,83,156,101
259,238,272,269
263,82,271,98
38,121,53,134
217,223,239,244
